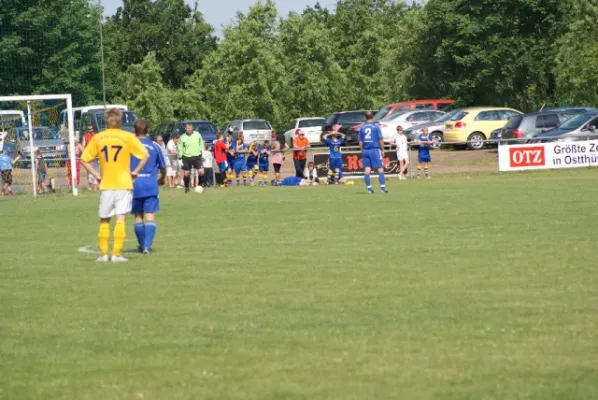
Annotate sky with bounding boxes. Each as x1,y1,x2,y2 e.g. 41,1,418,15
101,0,334,34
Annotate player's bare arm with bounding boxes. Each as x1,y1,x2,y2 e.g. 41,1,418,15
81,159,101,182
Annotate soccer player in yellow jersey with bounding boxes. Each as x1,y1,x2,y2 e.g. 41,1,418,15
80,109,149,263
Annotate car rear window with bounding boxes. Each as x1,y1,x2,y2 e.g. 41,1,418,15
373,106,392,121
243,120,271,130
298,119,325,128
536,114,560,129
505,116,523,129
337,112,367,124
450,111,468,121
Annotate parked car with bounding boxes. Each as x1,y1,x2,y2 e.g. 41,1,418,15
3,126,67,167
443,107,522,150
533,110,598,142
59,104,128,141
500,109,590,144
222,119,275,145
373,99,455,121
79,109,138,135
322,110,377,145
404,110,460,148
152,120,219,145
378,110,445,142
283,117,326,146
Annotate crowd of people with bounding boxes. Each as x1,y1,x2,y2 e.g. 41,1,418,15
0,111,437,197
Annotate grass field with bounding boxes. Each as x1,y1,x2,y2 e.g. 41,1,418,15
1,170,598,399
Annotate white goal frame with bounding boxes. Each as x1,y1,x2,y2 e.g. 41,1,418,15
0,94,78,197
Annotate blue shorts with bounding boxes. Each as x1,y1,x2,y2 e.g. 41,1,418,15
362,149,383,170
234,162,247,174
418,149,431,164
259,163,269,172
131,196,160,214
329,158,343,171
226,159,234,170
217,161,228,172
247,162,258,171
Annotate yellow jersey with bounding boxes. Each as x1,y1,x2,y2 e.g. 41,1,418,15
81,129,148,190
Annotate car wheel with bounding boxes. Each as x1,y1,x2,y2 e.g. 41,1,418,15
431,132,443,149
467,132,486,150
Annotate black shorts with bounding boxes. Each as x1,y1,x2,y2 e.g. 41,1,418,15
181,156,202,171
273,163,282,173
1,170,12,185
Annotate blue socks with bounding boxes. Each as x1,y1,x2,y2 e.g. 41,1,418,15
144,222,157,250
134,223,145,249
379,172,386,188
364,174,371,189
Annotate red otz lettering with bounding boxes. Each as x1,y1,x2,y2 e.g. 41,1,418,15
509,146,545,168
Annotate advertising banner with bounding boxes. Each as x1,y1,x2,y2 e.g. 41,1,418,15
314,151,399,178
498,140,598,172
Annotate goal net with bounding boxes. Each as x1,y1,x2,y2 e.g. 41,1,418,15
0,94,78,197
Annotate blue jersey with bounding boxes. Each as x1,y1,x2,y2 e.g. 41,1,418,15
226,141,235,164
246,148,259,167
258,147,269,164
278,176,302,186
131,137,166,198
326,138,344,159
0,154,12,170
233,142,246,162
358,122,383,150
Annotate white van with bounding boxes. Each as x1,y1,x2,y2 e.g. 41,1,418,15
59,104,128,141
0,110,27,128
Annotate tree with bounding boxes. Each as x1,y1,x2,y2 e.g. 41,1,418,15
554,0,598,106
111,53,174,127
0,0,102,104
103,0,217,91
420,0,566,109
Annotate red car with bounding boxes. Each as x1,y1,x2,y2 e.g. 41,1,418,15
347,99,455,135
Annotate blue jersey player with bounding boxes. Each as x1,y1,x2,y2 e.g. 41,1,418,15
130,121,166,254
258,141,270,185
272,176,318,186
323,131,345,184
417,126,434,179
358,111,388,194
232,138,248,185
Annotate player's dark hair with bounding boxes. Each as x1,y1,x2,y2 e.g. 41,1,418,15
365,111,375,120
134,120,149,136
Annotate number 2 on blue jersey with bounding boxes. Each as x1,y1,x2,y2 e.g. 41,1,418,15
101,145,123,162
365,128,372,140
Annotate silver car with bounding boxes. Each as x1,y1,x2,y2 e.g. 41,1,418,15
534,111,598,142
223,119,275,145
5,126,67,167
404,110,460,148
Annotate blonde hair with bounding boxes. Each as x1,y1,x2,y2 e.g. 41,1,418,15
104,108,123,129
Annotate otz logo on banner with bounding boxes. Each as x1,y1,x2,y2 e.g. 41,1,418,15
509,146,546,168
314,151,399,178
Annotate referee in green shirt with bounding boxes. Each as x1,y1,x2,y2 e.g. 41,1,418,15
178,122,205,193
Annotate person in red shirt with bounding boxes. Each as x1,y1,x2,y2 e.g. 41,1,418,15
292,129,310,178
213,133,230,187
82,123,99,191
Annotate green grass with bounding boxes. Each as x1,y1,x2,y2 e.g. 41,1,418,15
1,170,598,399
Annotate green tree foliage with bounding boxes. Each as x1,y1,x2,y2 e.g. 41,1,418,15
420,0,566,109
103,0,217,90
111,53,174,128
0,0,101,104
554,0,598,106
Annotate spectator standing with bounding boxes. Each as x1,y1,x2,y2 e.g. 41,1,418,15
292,129,310,178
166,134,180,188
66,140,84,188
82,123,99,191
202,143,214,187
178,123,205,193
271,138,288,182
0,149,14,196
35,149,49,194
154,135,169,161
392,126,409,180
213,133,229,187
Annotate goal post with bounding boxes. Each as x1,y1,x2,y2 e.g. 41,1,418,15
0,94,78,196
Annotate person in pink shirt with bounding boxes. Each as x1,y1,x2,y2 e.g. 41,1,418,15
271,138,289,182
